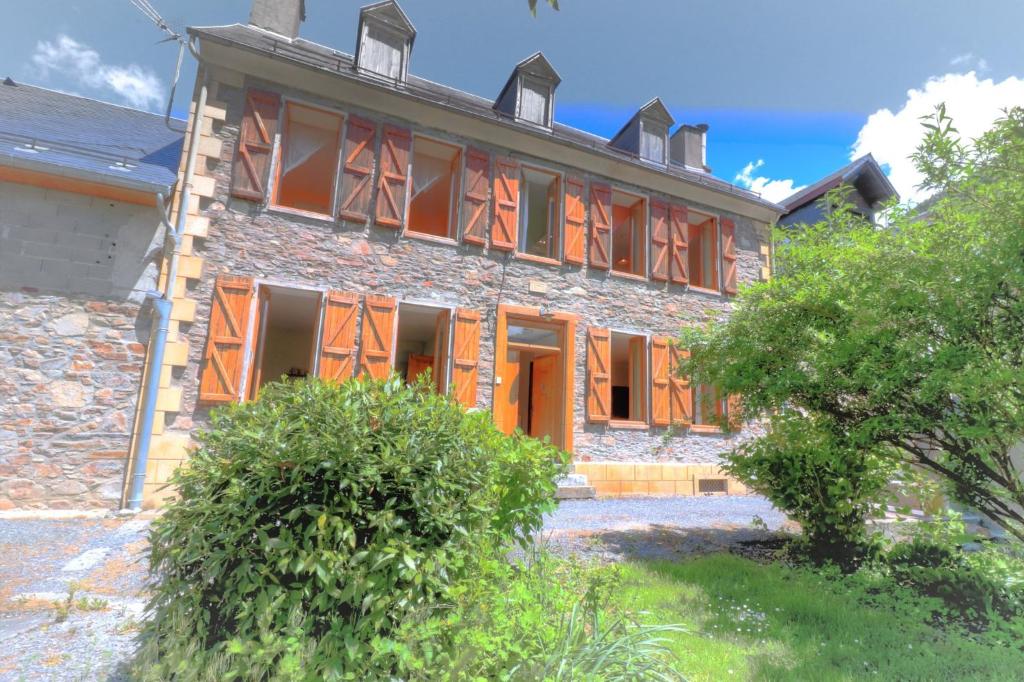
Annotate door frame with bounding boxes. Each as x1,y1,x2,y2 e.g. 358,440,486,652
493,304,577,455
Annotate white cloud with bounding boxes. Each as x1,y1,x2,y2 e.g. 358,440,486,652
851,69,1024,203
734,159,806,204
32,34,163,111
950,53,988,73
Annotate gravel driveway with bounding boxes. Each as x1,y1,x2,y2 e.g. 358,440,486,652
0,495,791,680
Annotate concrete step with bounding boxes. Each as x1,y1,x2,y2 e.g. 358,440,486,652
555,472,596,500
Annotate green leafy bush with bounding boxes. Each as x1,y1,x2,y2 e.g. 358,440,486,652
724,412,895,568
134,376,567,680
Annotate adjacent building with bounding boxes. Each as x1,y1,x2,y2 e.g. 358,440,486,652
779,154,897,227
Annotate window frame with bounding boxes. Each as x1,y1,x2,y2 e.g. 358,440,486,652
609,188,649,280
391,299,458,392
686,209,723,293
267,98,346,221
515,163,564,264
607,328,650,427
404,134,465,244
690,383,727,433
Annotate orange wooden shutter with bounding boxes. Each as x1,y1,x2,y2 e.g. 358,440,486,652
722,217,738,295
669,344,693,425
669,204,689,285
451,308,481,407
650,336,670,426
359,295,396,379
491,156,519,250
462,147,489,245
375,125,411,228
231,90,280,202
338,116,377,222
564,176,586,265
199,274,254,403
589,183,612,270
586,327,611,423
727,394,743,430
318,290,360,382
650,199,670,281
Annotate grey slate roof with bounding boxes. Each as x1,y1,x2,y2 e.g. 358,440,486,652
190,23,783,214
780,154,898,213
0,79,184,194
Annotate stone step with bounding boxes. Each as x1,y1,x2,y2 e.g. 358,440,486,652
555,472,596,500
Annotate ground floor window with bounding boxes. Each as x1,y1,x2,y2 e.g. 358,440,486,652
246,285,323,400
610,331,647,423
393,302,451,392
692,383,726,426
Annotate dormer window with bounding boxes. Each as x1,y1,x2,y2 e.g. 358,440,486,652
355,1,416,83
639,120,668,165
494,52,561,129
609,98,674,166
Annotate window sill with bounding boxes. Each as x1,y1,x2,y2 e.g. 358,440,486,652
688,423,723,434
515,252,562,267
687,285,723,296
404,229,458,247
608,419,650,430
267,204,336,224
610,270,647,283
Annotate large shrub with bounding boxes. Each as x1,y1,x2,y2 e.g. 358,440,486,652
724,412,895,568
134,376,567,680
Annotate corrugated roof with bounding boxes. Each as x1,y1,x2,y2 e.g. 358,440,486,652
780,154,898,213
0,80,184,193
190,23,783,214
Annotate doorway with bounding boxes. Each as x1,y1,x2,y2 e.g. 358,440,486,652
494,306,576,452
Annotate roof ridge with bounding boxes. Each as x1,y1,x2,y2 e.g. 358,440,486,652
4,81,186,122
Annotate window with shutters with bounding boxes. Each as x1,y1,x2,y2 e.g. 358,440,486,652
394,302,452,392
692,383,727,430
611,191,647,277
609,331,647,424
245,285,323,401
408,136,461,240
688,211,720,291
273,102,343,216
518,166,561,261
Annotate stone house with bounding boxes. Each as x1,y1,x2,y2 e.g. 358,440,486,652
116,0,784,508
0,80,183,509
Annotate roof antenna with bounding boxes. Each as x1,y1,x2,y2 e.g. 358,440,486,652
128,0,187,132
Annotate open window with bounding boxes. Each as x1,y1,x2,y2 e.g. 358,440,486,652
611,191,646,276
408,137,461,239
610,331,647,423
688,211,719,290
247,285,323,400
394,303,451,392
519,167,561,259
693,384,726,427
274,103,343,216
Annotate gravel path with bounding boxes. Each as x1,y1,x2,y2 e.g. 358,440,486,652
0,496,792,680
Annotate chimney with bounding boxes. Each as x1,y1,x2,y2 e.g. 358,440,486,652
249,0,305,40
670,124,709,172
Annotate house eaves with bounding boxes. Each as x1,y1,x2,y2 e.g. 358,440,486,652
189,24,784,222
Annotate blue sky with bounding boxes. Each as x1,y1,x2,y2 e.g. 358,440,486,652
4,0,1024,203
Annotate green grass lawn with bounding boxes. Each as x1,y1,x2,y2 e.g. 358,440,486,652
618,555,1024,681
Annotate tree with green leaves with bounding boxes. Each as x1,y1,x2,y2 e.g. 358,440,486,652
681,106,1024,548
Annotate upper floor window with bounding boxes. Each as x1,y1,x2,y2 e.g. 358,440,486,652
274,102,342,216
519,167,560,259
688,211,719,290
611,191,646,277
408,137,461,239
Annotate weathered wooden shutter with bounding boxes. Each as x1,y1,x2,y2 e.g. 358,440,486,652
588,183,612,270
650,336,670,426
318,290,360,382
563,176,586,265
461,147,490,245
586,327,611,423
451,308,481,407
199,274,254,403
669,204,689,285
337,116,377,222
722,217,737,295
491,156,519,250
231,90,280,202
650,199,670,281
669,344,692,425
375,125,411,229
359,295,396,379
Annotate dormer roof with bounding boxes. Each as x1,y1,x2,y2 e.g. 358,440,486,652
494,52,561,129
358,0,416,40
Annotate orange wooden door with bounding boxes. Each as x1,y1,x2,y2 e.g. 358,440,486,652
529,354,561,447
496,349,522,435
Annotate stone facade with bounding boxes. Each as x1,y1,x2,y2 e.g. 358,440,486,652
140,65,774,502
0,181,162,509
